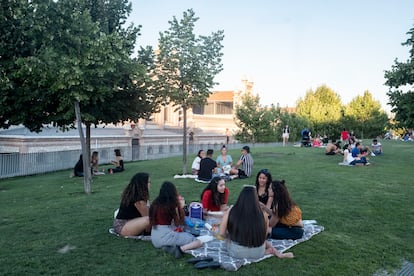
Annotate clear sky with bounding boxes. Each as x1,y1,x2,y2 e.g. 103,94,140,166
128,1,414,112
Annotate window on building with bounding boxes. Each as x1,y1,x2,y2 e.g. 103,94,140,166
192,102,233,115
216,102,233,114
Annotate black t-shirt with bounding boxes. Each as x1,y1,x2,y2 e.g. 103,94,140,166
198,157,217,181
74,159,83,176
116,202,142,220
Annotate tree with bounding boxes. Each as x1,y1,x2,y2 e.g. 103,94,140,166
234,93,265,143
296,85,343,137
343,91,388,138
0,0,158,193
153,9,224,174
296,85,343,124
234,94,287,143
384,24,414,129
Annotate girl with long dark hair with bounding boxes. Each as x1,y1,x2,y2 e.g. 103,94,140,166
255,169,273,208
264,180,304,240
219,185,293,259
113,172,151,236
200,176,229,216
150,181,206,258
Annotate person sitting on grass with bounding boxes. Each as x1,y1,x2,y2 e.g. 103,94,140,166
229,145,254,179
200,176,229,216
219,185,294,259
74,154,84,177
108,149,124,174
351,142,370,165
113,172,151,237
262,179,304,240
197,149,218,182
216,145,233,175
90,151,104,175
325,139,342,155
191,150,205,175
255,169,273,209
371,139,383,155
149,181,207,258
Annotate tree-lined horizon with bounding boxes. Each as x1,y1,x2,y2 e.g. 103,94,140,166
235,84,389,143
1,1,412,181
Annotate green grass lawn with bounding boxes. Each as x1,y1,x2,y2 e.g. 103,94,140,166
0,140,413,275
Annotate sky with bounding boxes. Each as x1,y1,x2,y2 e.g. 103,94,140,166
127,1,414,112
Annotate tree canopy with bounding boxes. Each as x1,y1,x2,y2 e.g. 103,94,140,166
384,24,414,129
343,91,388,138
0,0,157,132
296,85,343,125
0,0,159,193
152,9,224,174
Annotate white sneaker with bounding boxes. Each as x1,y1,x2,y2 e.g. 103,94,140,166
370,152,376,157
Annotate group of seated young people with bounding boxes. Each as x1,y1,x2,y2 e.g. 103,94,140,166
192,145,254,182
73,149,124,177
112,167,303,260
339,138,382,166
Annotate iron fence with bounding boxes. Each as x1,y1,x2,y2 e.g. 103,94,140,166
0,142,270,179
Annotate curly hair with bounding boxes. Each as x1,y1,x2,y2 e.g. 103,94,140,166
271,179,296,218
120,172,149,206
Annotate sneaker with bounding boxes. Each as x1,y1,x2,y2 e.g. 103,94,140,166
370,152,376,157
365,162,371,166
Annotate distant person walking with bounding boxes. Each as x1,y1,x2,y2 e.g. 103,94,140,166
282,125,290,146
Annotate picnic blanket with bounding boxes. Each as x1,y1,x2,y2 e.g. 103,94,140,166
174,174,198,179
186,220,324,271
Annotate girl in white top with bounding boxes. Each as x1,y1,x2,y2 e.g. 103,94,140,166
342,144,355,165
191,150,205,175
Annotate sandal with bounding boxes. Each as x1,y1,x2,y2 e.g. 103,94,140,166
194,261,221,269
186,256,213,264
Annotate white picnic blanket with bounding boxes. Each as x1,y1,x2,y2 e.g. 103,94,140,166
186,220,324,271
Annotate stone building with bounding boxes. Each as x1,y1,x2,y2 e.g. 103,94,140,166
0,79,255,154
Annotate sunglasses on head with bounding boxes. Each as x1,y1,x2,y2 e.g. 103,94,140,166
259,169,269,174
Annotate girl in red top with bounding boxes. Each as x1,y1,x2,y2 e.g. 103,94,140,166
200,176,229,216
341,128,350,142
149,181,205,258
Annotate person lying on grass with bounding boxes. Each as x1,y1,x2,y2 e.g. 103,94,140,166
150,181,211,258
219,185,294,259
113,172,151,237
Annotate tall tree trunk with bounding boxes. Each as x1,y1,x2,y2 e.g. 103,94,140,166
74,101,91,194
182,105,187,174
86,122,91,169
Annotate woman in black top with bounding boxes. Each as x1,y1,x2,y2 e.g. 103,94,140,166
113,172,151,236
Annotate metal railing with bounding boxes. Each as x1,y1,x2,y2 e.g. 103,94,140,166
0,142,272,179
